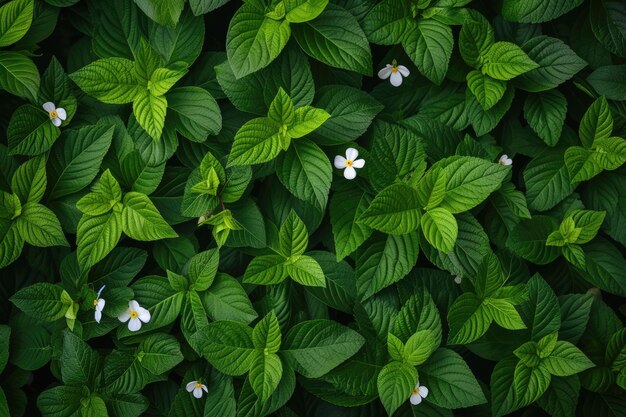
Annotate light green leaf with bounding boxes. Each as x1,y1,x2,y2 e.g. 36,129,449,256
0,0,34,47
10,283,67,322
133,90,167,140
285,255,326,287
133,0,183,27
77,211,123,271
279,210,308,258
122,192,177,241
482,42,538,81
193,321,256,376
502,0,584,23
0,51,39,101
447,293,490,345
330,189,373,260
249,351,283,401
467,70,507,111
243,254,288,285
203,273,258,323
16,203,68,247
228,118,282,167
286,106,330,138
579,96,613,149
167,86,222,142
70,57,140,104
284,0,328,23
138,333,183,374
358,183,422,235
7,104,59,156
376,361,417,416
420,208,458,253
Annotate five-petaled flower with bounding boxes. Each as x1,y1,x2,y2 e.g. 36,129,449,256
499,154,512,166
334,148,365,180
409,381,429,405
93,285,106,323
378,60,410,87
118,300,151,331
43,102,67,127
186,381,208,399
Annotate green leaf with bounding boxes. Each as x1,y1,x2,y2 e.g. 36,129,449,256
243,255,288,285
376,361,417,416
507,216,560,265
77,211,123,271
292,4,372,76
524,90,567,146
11,155,46,204
70,57,140,104
437,156,508,214
0,51,39,101
587,64,626,101
279,210,308,258
37,386,84,417
282,319,365,378
132,90,167,140
226,0,291,78
228,118,282,167
121,192,177,241
284,0,328,23
166,86,222,142
420,208,458,253
542,341,594,376
193,321,256,376
330,189,373,260
403,19,453,85
7,104,59,156
147,65,186,96
420,348,487,409
358,183,422,235
276,139,332,210
0,0,34,47
252,311,282,353
138,333,183,374
524,151,576,211
203,273,258,323
520,274,561,341
459,11,494,68
356,232,420,299
502,0,584,23
466,70,507,111
0,220,23,269
515,36,587,92
60,330,101,386
48,125,115,200
363,0,413,45
133,0,183,27
16,203,68,247
285,106,330,138
590,0,626,57
447,293,490,345
564,146,604,182
404,330,438,366
481,41,539,81
579,238,626,297
285,255,326,287
485,298,526,330
0,325,8,374
10,283,67,321
249,351,283,402
579,96,613,149
188,249,219,291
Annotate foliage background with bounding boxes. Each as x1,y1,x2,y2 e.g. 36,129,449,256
0,0,625,416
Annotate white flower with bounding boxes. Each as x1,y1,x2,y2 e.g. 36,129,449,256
454,275,462,285
334,148,365,180
378,60,410,87
498,154,512,166
409,381,429,405
93,285,106,323
186,381,208,399
118,300,151,332
42,102,67,127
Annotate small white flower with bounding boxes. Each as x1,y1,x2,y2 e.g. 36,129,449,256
409,381,429,405
42,102,67,127
334,147,365,180
118,300,151,332
378,60,410,87
454,275,462,285
93,285,106,323
186,380,208,399
498,154,512,166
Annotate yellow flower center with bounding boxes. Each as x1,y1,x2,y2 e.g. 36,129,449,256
345,160,353,167
391,67,398,73
412,388,419,395
49,110,58,119
195,383,203,389
130,310,139,319
93,299,98,307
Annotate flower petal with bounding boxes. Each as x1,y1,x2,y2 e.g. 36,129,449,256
390,71,403,87
96,299,105,311
345,147,359,161
410,393,422,405
193,387,203,398
352,158,365,169
128,317,142,332
344,166,357,180
42,102,55,112
377,66,392,80
129,300,140,311
397,65,410,77
137,307,151,323
202,384,208,392
118,310,130,322
186,381,196,392
418,386,429,398
334,155,347,169
95,310,102,323
52,117,62,127
56,108,67,120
